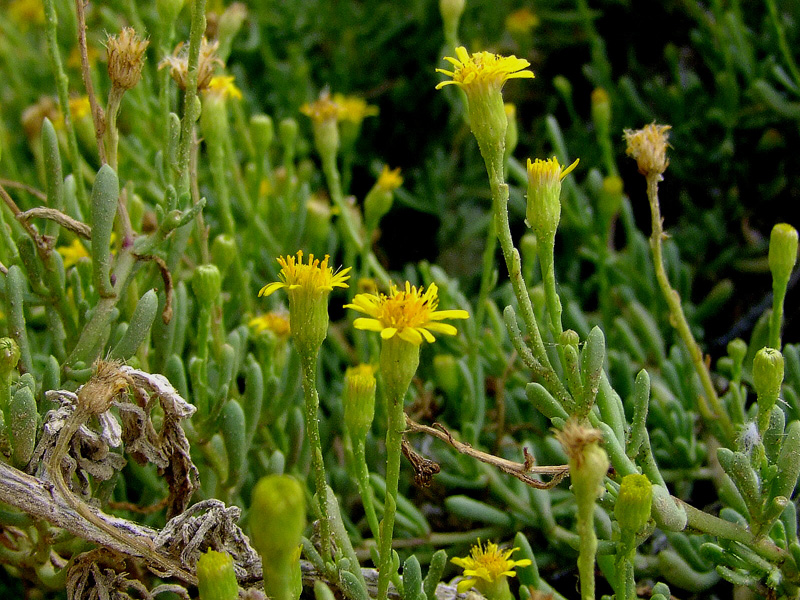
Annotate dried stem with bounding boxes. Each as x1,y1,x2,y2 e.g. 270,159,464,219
404,417,569,489
74,0,107,164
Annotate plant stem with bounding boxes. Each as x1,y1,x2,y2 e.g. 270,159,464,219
299,352,332,563
769,276,788,350
645,173,735,443
576,500,597,600
353,439,381,541
376,390,406,600
105,87,124,172
538,235,563,337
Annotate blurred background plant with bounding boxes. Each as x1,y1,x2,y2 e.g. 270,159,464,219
1,0,800,599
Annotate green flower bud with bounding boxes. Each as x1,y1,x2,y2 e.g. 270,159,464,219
343,364,376,442
439,0,466,34
590,88,611,137
727,338,747,369
615,473,652,536
300,93,339,161
769,223,798,287
304,195,332,250
211,234,237,276
433,354,461,400
0,338,21,376
250,475,306,560
598,175,623,224
192,264,222,306
560,329,580,348
201,91,228,150
364,167,402,231
216,3,247,62
525,157,579,243
251,114,274,157
197,550,239,600
753,347,784,433
279,118,298,148
503,103,518,166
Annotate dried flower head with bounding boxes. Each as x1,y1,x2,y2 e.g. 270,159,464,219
159,38,222,91
623,123,671,177
346,282,469,345
77,359,133,415
554,419,604,468
21,96,58,140
106,28,150,90
451,540,532,595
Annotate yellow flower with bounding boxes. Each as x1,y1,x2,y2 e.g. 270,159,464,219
249,311,291,339
526,156,580,186
525,157,579,241
207,75,243,100
259,251,351,298
300,91,340,124
435,46,534,92
69,96,92,121
258,251,351,355
451,540,532,594
623,123,671,177
57,238,89,269
332,93,379,124
505,7,540,35
8,0,45,28
376,166,403,192
345,282,469,345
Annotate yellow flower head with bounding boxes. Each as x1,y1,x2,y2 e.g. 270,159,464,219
300,91,341,124
623,123,671,177
259,251,351,356
345,282,469,345
249,311,291,339
525,157,579,241
451,540,532,594
333,93,379,124
57,238,89,269
207,75,243,100
376,166,403,192
435,46,534,92
259,251,351,298
8,0,45,28
69,96,92,121
527,156,579,187
505,7,540,35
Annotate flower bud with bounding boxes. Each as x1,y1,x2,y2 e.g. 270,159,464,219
433,354,461,400
598,175,623,224
300,92,340,161
590,88,611,137
201,91,228,150
525,157,579,242
727,338,747,377
249,475,306,562
279,118,298,148
615,473,652,536
192,264,222,306
251,114,274,157
304,195,333,250
0,338,21,376
157,0,184,25
364,166,402,231
216,3,247,62
769,223,798,288
343,364,376,442
197,550,239,600
211,234,237,276
753,347,784,433
503,103,518,165
439,0,465,41
555,420,608,501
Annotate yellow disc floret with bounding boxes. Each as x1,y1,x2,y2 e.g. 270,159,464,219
259,251,351,298
451,540,532,595
345,282,469,346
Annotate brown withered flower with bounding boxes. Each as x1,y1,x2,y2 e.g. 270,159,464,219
623,123,671,178
159,38,222,91
106,27,150,91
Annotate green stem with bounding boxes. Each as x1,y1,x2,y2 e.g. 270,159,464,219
538,235,563,337
575,498,597,600
354,439,381,541
299,352,332,563
105,87,124,172
765,0,800,90
770,278,788,350
42,0,87,211
645,174,735,443
376,390,406,600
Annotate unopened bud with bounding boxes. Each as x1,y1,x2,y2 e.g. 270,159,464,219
504,103,518,164
615,473,652,536
590,88,611,136
201,91,227,149
598,175,623,223
157,0,184,25
192,264,222,306
197,550,239,600
769,223,798,287
251,114,274,156
249,475,306,561
525,157,579,242
211,234,237,275
364,166,402,231
0,338,21,376
754,347,784,433
304,195,332,251
439,0,465,40
343,364,376,442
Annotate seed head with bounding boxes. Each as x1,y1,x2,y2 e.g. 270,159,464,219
106,28,150,91
623,123,671,177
